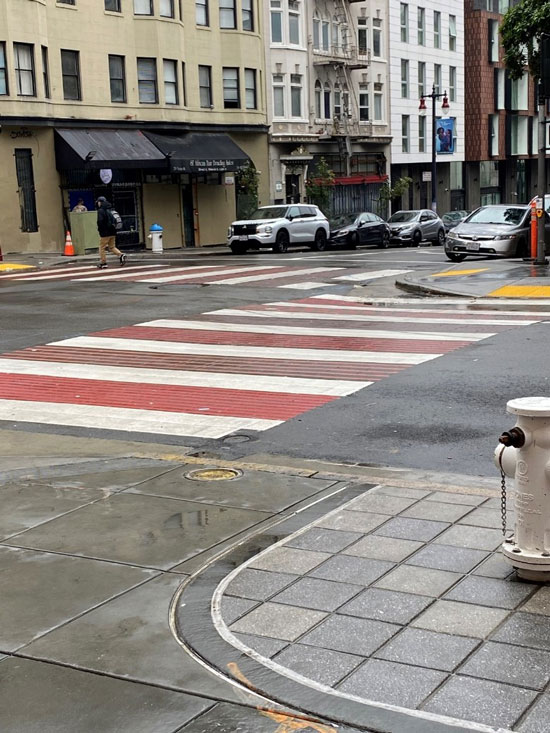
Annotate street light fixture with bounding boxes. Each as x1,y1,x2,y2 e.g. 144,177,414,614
419,85,450,212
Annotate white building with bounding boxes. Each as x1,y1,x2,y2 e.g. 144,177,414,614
265,0,392,215
388,0,465,212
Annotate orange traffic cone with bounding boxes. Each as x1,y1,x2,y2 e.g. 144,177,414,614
63,231,75,256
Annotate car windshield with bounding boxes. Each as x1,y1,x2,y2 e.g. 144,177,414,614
442,212,462,222
388,211,418,223
250,207,288,220
466,207,526,226
331,214,359,228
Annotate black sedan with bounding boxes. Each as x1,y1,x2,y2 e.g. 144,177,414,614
330,212,391,249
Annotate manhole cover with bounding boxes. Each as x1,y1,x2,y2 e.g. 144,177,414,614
222,434,252,444
185,467,243,481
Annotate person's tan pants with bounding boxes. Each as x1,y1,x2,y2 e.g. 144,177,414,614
99,236,122,264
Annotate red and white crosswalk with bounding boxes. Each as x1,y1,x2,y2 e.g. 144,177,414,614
0,295,541,440
0,264,412,290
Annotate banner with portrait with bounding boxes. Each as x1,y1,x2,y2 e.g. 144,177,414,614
435,118,455,154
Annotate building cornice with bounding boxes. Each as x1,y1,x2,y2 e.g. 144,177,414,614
0,116,269,134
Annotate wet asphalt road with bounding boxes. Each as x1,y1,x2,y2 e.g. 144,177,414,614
2,245,546,477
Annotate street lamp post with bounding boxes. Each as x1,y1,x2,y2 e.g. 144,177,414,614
419,85,450,213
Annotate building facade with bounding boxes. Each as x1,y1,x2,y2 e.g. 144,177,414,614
388,0,465,214
464,0,547,209
0,0,269,254
265,0,392,217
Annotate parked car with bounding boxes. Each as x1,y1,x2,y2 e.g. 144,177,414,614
387,210,446,246
227,204,330,254
330,212,391,249
444,204,550,261
441,210,470,232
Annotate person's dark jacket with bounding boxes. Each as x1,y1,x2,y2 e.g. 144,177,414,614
97,200,117,237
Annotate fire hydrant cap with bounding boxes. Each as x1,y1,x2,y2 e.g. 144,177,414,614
149,224,163,232
507,397,550,417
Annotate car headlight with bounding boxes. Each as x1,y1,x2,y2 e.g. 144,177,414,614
227,226,233,238
447,231,458,240
256,225,272,234
494,234,517,240
338,229,350,236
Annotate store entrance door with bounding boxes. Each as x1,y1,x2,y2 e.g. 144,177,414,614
182,184,195,247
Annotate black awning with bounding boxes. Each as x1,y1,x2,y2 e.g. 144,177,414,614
55,128,167,170
144,132,250,173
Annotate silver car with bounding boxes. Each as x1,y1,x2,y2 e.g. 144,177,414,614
387,209,446,246
445,204,550,262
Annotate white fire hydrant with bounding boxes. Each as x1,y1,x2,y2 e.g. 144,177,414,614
494,396,550,581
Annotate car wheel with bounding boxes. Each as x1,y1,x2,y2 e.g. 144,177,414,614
377,231,390,249
436,228,446,246
272,230,289,253
446,252,467,262
412,230,422,247
312,229,328,251
230,243,248,255
515,239,528,258
346,232,358,249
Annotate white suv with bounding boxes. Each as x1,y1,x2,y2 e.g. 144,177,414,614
228,204,330,254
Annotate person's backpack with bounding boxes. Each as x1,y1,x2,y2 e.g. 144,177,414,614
108,208,123,231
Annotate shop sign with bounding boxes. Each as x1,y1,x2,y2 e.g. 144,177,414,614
172,159,237,173
99,169,113,183
10,127,32,139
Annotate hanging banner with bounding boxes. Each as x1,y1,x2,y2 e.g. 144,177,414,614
435,118,455,154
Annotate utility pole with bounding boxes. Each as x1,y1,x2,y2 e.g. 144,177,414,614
419,86,450,213
537,35,550,264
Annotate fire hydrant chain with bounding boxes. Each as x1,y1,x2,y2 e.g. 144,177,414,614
498,444,507,537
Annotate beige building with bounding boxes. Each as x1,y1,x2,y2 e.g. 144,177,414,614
0,0,268,254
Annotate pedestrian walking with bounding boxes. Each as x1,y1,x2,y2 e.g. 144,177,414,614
96,196,126,269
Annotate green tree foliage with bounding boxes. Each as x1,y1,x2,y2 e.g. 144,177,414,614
500,0,550,80
377,176,413,216
235,162,260,219
305,157,335,216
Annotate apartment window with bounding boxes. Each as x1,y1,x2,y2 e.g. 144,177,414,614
449,15,456,52
219,0,236,29
433,11,441,49
419,114,426,152
160,0,175,17
401,59,409,98
490,113,499,156
244,68,256,109
374,91,383,120
322,20,329,50
41,46,50,99
400,3,408,43
359,84,369,121
198,65,212,107
418,61,425,98
134,0,153,14
323,82,331,118
334,85,341,118
14,149,38,233
315,81,322,118
109,54,126,102
358,17,367,54
290,73,302,116
196,0,208,25
402,115,410,152
450,161,463,190
181,62,187,105
511,115,528,155
242,0,253,31
332,18,339,51
288,1,300,45
434,63,441,95
137,57,157,103
480,160,499,188
496,67,505,109
313,14,320,49
58,0,76,4
163,59,178,104
417,7,425,45
14,44,35,97
222,67,239,108
271,1,282,42
273,73,284,116
61,50,80,100
449,66,456,102
489,20,499,62
372,18,382,57
0,43,7,95
105,0,122,10
511,74,528,110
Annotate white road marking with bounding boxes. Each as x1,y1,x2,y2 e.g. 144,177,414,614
141,319,490,342
278,282,328,290
209,267,344,285
0,265,100,280
9,264,164,281
51,336,440,365
209,308,536,327
0,399,280,438
0,359,370,396
78,266,185,281
139,265,281,283
333,269,412,282
302,295,550,314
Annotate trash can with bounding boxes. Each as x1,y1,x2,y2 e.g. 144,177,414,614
149,223,163,253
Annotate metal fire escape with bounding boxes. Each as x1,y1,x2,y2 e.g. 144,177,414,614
313,0,370,175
